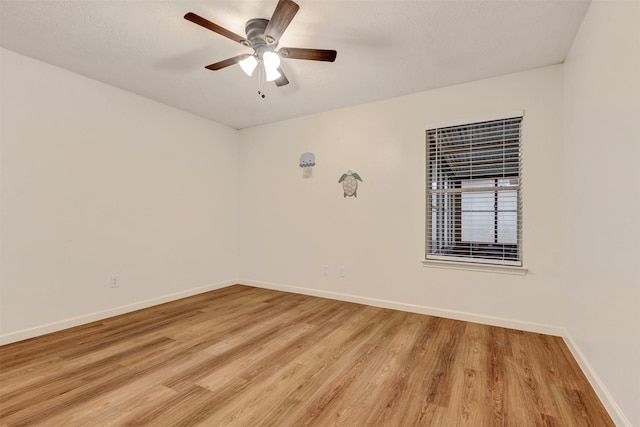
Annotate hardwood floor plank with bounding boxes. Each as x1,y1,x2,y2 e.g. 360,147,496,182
0,285,615,426
450,323,491,426
0,354,63,394
486,326,509,425
269,309,411,426
319,311,421,426
161,293,337,392
362,316,444,426
44,382,177,427
217,306,395,426
174,314,347,425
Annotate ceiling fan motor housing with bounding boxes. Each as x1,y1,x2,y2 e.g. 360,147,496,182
184,0,336,87
245,19,276,59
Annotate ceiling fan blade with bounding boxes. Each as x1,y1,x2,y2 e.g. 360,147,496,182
205,54,251,71
264,0,300,44
279,48,337,62
274,68,289,87
185,12,249,46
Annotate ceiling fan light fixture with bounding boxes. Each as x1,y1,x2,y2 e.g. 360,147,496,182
265,66,282,82
184,0,336,89
239,55,258,76
262,51,281,72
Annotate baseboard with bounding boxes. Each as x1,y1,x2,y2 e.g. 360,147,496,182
561,329,631,427
0,280,235,346
239,279,565,336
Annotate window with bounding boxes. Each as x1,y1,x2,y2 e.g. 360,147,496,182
426,115,523,266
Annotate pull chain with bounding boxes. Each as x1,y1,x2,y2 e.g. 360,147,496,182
257,63,266,99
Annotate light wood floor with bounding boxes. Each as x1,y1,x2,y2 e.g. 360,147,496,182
0,285,613,426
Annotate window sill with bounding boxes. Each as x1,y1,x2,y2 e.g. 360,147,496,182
421,259,528,276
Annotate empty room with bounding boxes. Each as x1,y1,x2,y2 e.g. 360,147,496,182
1,0,638,425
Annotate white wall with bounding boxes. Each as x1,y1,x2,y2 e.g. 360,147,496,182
238,65,567,333
0,48,240,343
564,1,640,425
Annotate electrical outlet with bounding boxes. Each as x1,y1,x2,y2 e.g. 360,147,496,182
338,266,346,277
322,265,330,276
110,275,120,288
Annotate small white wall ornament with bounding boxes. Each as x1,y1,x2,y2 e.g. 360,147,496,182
299,152,315,178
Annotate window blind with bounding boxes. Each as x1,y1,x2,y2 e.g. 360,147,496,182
426,116,523,266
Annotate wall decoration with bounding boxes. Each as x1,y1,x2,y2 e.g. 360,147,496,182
299,152,316,179
339,170,363,197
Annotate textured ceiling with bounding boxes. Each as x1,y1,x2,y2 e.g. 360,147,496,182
0,0,590,129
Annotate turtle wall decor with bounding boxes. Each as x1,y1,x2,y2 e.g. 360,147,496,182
338,170,363,197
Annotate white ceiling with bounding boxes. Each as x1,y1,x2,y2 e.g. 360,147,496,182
0,0,590,129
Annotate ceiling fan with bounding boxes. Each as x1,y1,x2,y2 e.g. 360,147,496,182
184,0,337,91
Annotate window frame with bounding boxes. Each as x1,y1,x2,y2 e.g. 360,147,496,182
424,112,526,272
